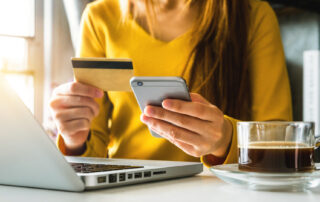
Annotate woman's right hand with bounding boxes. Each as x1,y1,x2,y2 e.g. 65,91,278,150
49,82,104,155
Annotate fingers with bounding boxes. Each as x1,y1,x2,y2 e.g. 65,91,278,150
189,93,210,104
141,93,228,157
52,107,95,122
144,105,211,135
141,114,203,146
53,82,103,98
49,82,103,154
49,82,103,151
50,95,100,116
162,98,221,121
58,119,90,136
141,115,204,157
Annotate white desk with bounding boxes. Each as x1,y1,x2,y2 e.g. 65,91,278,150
1,168,319,202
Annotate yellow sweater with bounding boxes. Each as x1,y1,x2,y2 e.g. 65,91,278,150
57,0,292,165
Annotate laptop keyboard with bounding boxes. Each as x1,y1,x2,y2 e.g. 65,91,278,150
70,163,143,173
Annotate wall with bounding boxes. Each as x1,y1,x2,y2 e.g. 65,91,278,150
276,8,320,121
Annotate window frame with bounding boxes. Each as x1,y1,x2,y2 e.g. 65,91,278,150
0,0,45,121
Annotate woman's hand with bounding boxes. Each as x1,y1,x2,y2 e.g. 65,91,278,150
49,82,104,155
141,93,233,158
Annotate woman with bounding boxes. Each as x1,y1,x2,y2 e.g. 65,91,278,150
50,0,292,166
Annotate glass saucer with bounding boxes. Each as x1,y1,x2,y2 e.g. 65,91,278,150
210,164,320,191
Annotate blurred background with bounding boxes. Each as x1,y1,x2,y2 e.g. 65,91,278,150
0,0,319,152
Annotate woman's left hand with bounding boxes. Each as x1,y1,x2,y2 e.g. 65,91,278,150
141,93,233,158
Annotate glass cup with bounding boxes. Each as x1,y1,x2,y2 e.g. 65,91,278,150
237,121,320,173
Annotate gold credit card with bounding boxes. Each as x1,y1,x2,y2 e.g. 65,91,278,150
72,57,134,92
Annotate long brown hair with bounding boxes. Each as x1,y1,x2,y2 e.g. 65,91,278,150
187,0,251,120
124,0,251,120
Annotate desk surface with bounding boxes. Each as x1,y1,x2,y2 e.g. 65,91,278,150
1,168,320,202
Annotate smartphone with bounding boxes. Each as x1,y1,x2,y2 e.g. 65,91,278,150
130,77,191,138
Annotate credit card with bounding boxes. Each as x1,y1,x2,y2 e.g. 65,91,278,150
72,57,134,92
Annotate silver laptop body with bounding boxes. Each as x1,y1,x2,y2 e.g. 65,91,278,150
0,74,203,192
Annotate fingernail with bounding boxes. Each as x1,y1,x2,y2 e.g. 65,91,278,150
162,100,173,109
140,114,149,124
144,106,155,116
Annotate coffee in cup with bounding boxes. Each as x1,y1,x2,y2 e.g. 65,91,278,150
238,141,314,172
237,122,318,173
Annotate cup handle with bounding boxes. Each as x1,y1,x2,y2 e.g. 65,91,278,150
316,136,320,149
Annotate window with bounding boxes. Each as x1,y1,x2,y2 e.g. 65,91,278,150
0,37,34,112
0,0,43,118
0,0,35,37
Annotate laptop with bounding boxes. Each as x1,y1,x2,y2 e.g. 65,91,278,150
0,74,202,192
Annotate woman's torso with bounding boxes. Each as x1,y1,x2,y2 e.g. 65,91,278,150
78,0,292,161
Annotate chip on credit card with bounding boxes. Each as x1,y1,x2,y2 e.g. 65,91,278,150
72,57,133,92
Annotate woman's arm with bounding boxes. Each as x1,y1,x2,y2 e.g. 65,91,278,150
55,4,112,157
